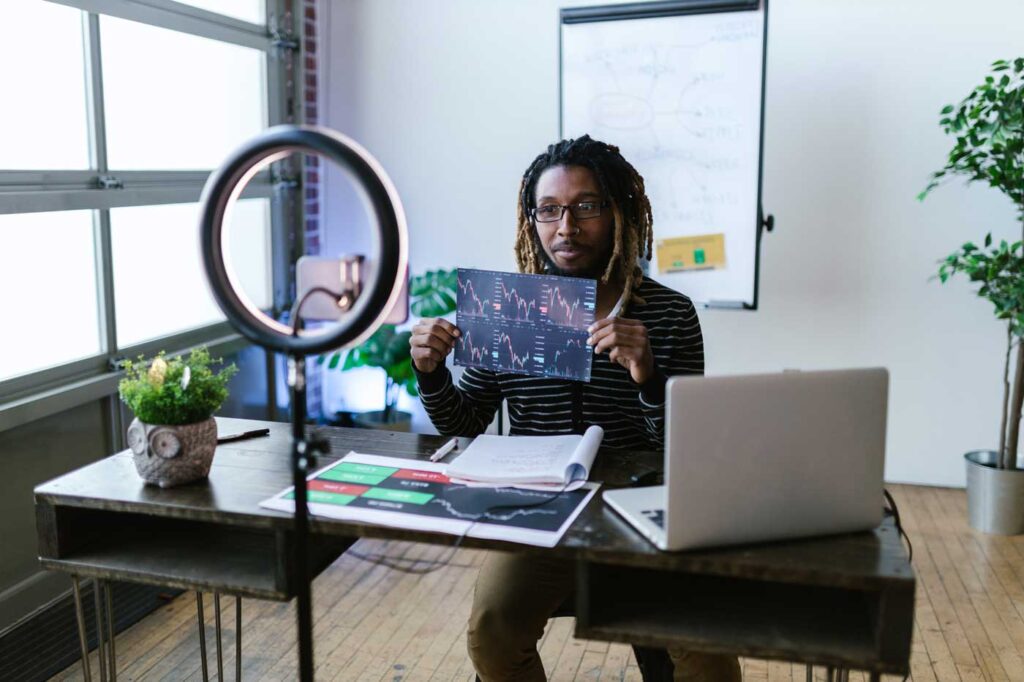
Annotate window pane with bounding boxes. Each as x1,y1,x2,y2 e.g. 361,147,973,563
0,3,89,169
111,199,272,348
0,212,100,381
175,0,265,25
101,16,266,170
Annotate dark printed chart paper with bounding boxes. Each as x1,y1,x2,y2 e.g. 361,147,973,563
259,453,599,547
454,268,597,381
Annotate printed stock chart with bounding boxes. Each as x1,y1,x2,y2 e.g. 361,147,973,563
454,268,597,381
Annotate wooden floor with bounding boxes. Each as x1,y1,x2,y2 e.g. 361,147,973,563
51,485,1024,681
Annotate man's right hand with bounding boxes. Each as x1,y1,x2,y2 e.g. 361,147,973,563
410,318,461,374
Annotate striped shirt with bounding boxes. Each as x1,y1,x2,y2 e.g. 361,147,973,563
415,276,704,451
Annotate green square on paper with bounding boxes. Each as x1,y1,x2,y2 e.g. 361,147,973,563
673,260,684,268
320,461,398,486
694,249,706,264
362,488,434,505
285,490,356,506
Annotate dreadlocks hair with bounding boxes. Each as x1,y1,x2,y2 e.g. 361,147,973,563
514,134,654,309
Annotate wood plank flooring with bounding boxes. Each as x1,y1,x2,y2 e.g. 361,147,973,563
50,485,1024,681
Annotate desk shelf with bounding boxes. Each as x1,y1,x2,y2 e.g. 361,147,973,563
36,503,351,601
575,560,913,675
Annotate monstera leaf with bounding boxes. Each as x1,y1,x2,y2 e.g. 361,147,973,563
321,269,456,405
410,269,458,317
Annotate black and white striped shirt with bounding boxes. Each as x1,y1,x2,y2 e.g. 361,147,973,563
415,277,704,451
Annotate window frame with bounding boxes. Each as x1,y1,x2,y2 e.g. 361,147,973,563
0,0,302,431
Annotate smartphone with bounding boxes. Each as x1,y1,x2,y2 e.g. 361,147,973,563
295,255,408,324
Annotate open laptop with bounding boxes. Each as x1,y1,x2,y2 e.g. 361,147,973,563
603,368,888,551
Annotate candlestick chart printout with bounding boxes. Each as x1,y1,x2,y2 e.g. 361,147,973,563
260,453,599,547
454,268,597,381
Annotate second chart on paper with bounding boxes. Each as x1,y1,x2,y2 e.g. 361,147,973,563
453,268,597,381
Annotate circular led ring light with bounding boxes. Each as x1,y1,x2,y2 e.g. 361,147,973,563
200,125,408,355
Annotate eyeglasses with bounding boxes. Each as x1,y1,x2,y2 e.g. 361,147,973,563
531,200,609,223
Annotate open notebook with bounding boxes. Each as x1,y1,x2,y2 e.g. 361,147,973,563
444,425,604,491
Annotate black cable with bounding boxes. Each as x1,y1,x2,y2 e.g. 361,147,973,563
883,488,913,564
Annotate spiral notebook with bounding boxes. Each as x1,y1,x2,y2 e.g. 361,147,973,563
444,425,604,491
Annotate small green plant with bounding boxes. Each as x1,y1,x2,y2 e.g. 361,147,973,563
921,58,1024,470
322,269,458,422
118,347,238,425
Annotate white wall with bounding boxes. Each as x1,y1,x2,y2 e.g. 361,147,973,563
319,0,1024,486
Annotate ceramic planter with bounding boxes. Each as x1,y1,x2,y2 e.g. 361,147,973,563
127,417,217,488
965,450,1024,535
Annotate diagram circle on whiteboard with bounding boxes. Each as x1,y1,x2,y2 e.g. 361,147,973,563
560,0,768,308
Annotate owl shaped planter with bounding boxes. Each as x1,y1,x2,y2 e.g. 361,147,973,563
127,417,218,488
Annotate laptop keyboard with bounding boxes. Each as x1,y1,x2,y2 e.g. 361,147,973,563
641,508,665,529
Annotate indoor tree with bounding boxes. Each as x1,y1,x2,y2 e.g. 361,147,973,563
920,58,1024,470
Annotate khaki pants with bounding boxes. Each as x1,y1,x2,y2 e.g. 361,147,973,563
467,551,742,682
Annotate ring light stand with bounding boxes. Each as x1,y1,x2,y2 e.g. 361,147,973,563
199,125,408,680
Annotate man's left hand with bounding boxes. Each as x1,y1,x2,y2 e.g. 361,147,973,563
587,317,655,385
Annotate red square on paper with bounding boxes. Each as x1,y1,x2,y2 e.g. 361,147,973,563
392,469,450,484
309,480,370,496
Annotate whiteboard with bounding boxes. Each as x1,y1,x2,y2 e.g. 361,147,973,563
561,1,767,308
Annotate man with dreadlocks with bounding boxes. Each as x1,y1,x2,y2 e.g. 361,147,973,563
409,135,739,681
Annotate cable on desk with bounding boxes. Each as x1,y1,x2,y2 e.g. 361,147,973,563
883,488,913,564
345,482,573,574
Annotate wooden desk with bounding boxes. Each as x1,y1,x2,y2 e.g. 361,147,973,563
35,417,914,678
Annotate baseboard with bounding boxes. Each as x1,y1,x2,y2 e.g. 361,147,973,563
0,581,181,682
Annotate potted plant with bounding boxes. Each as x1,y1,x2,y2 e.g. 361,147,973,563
323,269,458,431
920,57,1024,534
118,347,238,488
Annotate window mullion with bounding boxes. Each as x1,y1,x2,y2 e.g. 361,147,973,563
83,11,119,365
83,12,108,174
93,210,118,359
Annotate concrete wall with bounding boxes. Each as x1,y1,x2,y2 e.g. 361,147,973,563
319,0,1024,486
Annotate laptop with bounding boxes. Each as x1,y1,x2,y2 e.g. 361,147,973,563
603,368,888,551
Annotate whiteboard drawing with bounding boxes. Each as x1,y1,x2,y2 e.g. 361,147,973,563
562,7,765,306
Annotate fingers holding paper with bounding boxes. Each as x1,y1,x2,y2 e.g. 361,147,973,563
586,317,655,385
410,318,461,373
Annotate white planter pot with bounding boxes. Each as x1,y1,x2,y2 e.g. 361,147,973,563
127,417,218,488
965,450,1024,535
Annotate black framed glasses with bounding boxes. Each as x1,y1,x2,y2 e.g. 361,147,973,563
531,200,609,223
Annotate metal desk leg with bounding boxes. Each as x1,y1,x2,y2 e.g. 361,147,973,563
196,593,209,682
104,582,117,681
93,580,107,682
214,593,224,681
71,576,93,682
806,665,813,681
235,597,242,681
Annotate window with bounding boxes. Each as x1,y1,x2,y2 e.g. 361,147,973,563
0,0,298,409
111,199,272,347
0,211,100,381
101,15,267,170
0,2,90,169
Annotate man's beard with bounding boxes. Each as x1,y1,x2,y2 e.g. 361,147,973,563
539,246,612,280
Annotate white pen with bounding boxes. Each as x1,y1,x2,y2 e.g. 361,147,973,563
429,438,458,462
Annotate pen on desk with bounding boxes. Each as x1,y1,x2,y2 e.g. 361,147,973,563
429,438,458,462
217,428,271,444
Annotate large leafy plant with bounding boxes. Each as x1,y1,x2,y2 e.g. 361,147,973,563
118,347,238,425
323,269,458,421
920,58,1024,470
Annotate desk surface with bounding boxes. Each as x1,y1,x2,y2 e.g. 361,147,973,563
35,417,916,674
36,417,912,590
